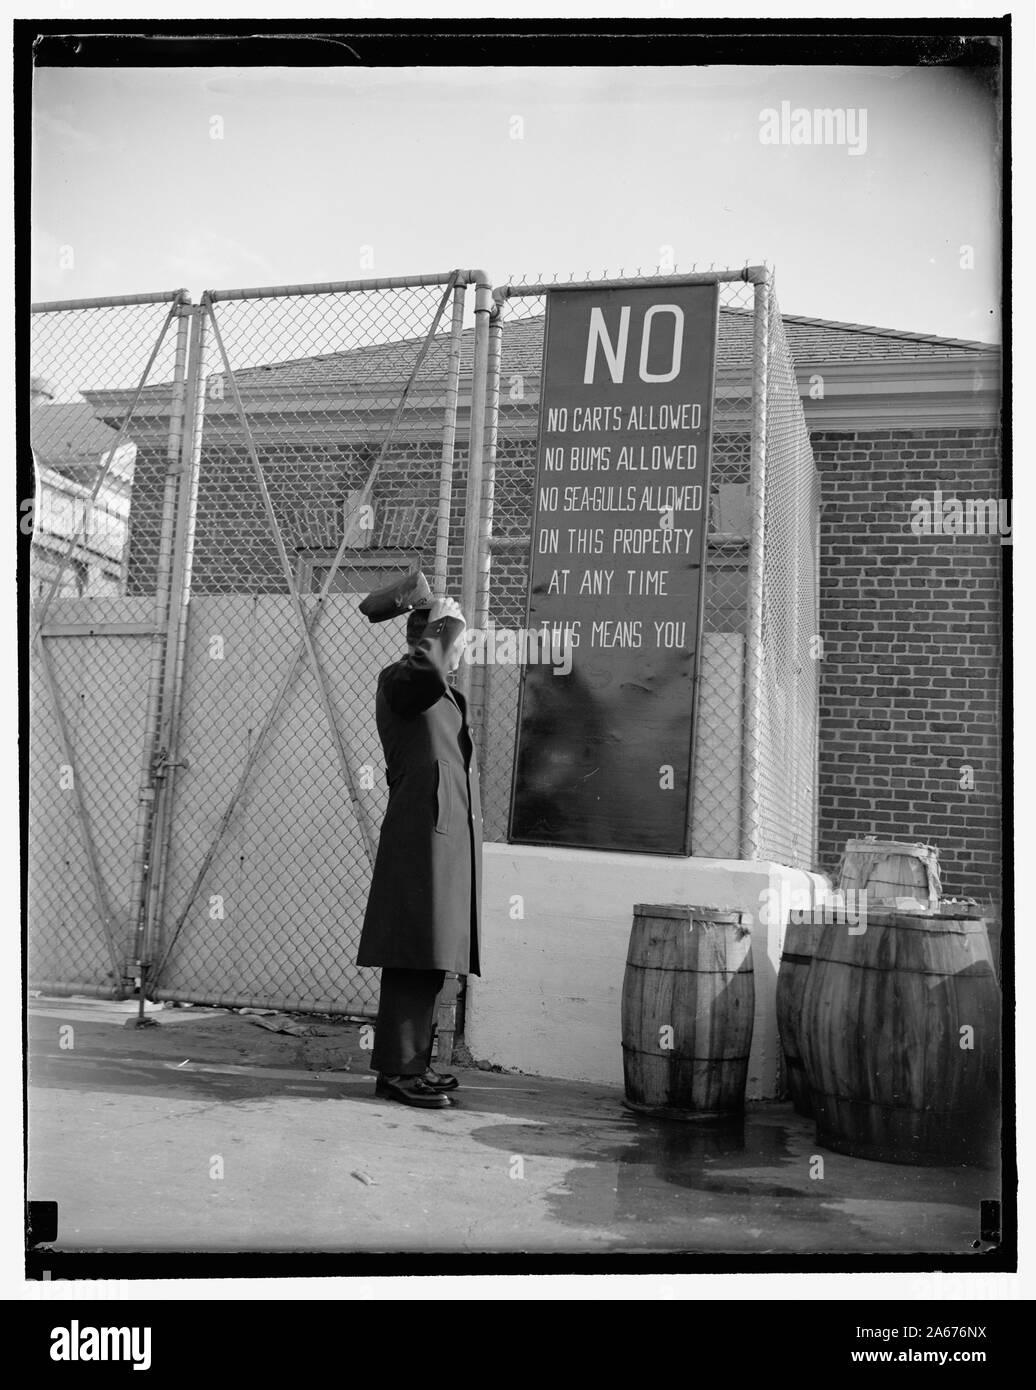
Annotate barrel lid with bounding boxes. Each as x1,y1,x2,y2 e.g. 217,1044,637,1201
935,897,983,917
633,903,744,921
842,838,939,857
822,907,985,930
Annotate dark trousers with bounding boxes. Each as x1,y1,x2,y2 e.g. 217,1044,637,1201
370,967,446,1076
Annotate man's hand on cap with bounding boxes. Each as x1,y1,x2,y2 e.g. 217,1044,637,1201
429,596,465,626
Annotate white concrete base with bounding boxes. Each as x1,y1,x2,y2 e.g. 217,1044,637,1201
466,844,829,1100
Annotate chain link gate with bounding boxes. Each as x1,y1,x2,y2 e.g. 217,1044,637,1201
28,290,191,998
28,264,816,1025
133,272,487,1018
470,269,820,871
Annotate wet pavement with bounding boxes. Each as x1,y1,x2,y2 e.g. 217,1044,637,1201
27,1002,998,1255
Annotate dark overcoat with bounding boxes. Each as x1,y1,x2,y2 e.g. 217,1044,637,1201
356,615,482,977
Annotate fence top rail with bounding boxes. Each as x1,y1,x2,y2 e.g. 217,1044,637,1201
206,269,491,303
31,289,189,314
494,266,768,306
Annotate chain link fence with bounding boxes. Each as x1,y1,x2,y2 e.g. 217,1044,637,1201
28,292,188,997
133,276,475,1016
27,265,819,1015
473,271,818,866
756,280,821,868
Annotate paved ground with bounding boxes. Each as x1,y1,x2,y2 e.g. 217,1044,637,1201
27,999,999,1255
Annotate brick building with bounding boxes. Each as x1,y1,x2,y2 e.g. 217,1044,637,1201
92,309,1002,903
797,319,1002,903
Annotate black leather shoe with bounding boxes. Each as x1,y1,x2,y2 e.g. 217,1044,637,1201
375,1074,452,1108
422,1067,460,1092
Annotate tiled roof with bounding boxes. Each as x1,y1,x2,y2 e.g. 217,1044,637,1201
212,309,997,396
30,402,123,462
86,308,998,434
30,402,136,493
778,312,996,363
220,331,462,391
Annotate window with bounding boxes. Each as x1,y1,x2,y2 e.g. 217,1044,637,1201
295,548,422,596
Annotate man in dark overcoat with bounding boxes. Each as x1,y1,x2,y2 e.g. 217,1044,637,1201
356,594,482,1108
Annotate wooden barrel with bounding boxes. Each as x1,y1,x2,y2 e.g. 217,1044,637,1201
776,911,827,1118
621,904,754,1119
985,916,1003,986
940,899,1002,987
799,909,1001,1165
838,838,941,909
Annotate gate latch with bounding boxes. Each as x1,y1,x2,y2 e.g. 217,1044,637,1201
151,746,190,780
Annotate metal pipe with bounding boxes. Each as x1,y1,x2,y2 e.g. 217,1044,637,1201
143,306,209,988
812,502,822,867
475,310,503,638
740,274,770,861
127,303,191,990
493,266,767,306
149,985,374,1019
38,621,162,638
434,284,467,594
457,275,493,695
470,308,503,771
31,289,188,313
207,269,489,303
30,980,126,1001
444,273,493,1053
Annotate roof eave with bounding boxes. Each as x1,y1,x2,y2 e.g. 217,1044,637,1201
796,356,1001,430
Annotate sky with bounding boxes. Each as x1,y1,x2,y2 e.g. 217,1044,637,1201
31,63,1001,345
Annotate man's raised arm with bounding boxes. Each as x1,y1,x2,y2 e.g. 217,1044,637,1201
380,599,466,717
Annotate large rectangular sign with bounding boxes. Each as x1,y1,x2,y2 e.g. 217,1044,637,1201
508,283,719,854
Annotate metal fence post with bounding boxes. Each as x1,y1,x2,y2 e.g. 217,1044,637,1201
441,298,504,1061
434,283,467,595
470,304,503,767
126,301,192,983
458,273,493,693
436,273,493,1060
740,272,770,862
475,307,503,640
140,304,209,994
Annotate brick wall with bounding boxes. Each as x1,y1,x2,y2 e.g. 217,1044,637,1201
125,419,1003,902
128,430,749,622
813,426,1003,903
126,437,470,596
